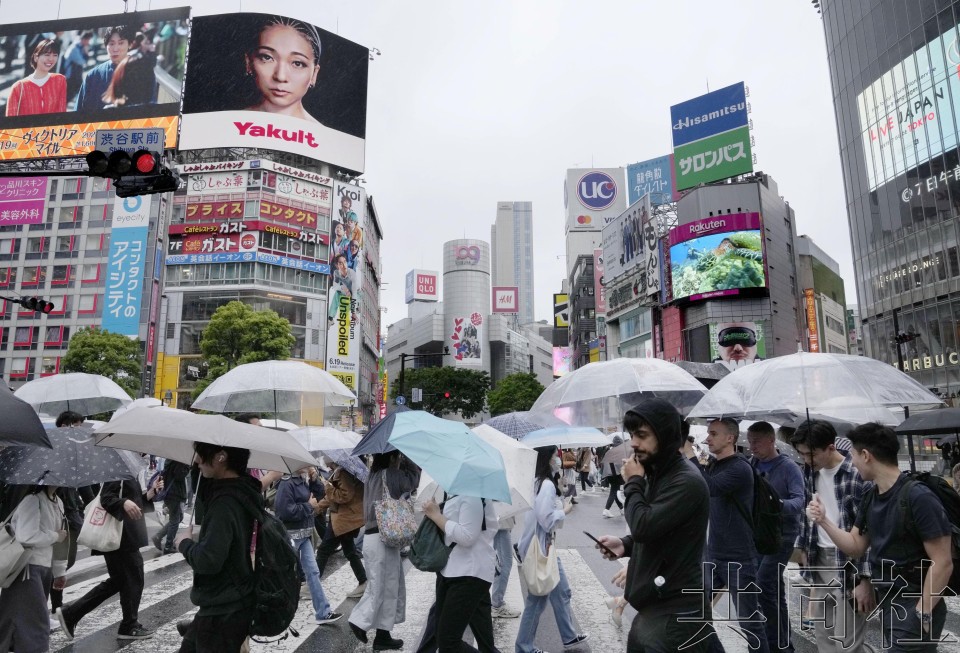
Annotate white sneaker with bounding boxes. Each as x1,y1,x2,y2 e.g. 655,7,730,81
491,604,521,619
347,582,366,598
602,509,613,518
49,617,60,631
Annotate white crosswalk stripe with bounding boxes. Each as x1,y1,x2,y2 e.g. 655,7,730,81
46,543,960,653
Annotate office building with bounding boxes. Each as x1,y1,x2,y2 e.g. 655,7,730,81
491,201,535,325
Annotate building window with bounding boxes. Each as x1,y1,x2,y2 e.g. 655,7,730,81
21,266,45,286
58,206,77,223
13,326,31,345
79,234,102,251
44,326,64,344
77,295,96,313
26,237,45,253
80,264,100,283
55,236,73,252
10,358,29,377
51,265,72,285
40,357,59,376
0,267,14,287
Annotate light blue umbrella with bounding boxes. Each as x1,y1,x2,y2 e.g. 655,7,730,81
520,425,610,449
387,412,511,503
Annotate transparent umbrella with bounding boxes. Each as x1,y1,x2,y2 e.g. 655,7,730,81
14,373,132,417
529,358,708,428
191,360,356,414
688,352,940,424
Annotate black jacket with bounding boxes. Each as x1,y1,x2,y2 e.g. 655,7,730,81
179,475,263,617
620,398,709,617
160,460,190,504
97,479,150,553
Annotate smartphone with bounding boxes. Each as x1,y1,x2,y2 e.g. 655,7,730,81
584,530,617,558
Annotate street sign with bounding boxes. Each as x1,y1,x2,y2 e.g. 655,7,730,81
94,128,166,155
412,388,423,403
396,396,406,406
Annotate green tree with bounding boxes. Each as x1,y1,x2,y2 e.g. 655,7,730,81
61,327,141,398
192,301,295,399
392,366,490,419
486,372,545,416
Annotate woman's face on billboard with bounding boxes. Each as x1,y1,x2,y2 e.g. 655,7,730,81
247,25,319,116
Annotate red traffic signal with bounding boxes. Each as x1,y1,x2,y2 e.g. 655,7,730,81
132,150,158,174
443,391,451,399
20,296,54,313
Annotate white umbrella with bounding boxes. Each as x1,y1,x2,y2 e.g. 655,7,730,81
259,418,301,432
530,358,707,428
688,352,940,425
110,397,163,421
289,426,362,453
93,407,319,473
191,360,356,414
520,425,610,449
15,373,132,416
415,424,534,517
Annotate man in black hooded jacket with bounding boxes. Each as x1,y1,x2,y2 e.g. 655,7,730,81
175,442,263,652
597,398,717,652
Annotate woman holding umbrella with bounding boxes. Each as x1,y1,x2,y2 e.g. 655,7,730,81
348,451,419,650
0,485,68,652
515,447,589,653
315,462,367,599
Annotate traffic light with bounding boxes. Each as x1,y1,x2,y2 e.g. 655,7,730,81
894,332,919,345
16,296,54,313
85,148,180,198
443,391,451,399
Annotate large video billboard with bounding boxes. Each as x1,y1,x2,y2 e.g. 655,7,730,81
0,9,189,160
668,213,766,302
180,13,369,173
857,23,960,191
670,82,752,191
564,168,626,232
709,321,766,371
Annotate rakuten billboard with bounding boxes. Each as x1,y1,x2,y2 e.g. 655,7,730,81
180,12,369,173
564,168,626,232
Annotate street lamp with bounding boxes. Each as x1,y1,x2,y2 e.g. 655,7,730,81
398,346,450,401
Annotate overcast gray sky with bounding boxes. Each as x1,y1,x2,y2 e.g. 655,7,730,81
0,0,850,329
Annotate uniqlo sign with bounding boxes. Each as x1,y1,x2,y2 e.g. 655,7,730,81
405,269,439,303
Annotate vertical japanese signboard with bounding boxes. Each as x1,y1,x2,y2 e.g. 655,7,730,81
102,195,151,337
326,181,366,391
804,289,820,352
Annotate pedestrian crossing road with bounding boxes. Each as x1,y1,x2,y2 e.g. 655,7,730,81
47,491,960,652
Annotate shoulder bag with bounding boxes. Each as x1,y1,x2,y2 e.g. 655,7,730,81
77,488,123,552
520,530,560,596
374,479,416,549
0,497,33,588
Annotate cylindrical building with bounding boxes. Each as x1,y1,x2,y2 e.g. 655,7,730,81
443,239,491,373
819,0,960,391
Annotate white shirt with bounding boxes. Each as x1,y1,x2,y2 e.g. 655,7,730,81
441,495,499,583
816,462,842,548
11,492,66,577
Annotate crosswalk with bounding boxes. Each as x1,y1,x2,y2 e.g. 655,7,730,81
46,537,960,652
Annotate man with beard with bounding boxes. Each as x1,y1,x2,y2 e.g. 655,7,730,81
595,398,717,652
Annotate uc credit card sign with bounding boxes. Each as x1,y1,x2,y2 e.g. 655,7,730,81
102,196,152,337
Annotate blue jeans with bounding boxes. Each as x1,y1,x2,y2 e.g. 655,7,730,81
515,559,577,653
706,559,770,653
491,529,513,608
294,536,331,620
755,539,795,652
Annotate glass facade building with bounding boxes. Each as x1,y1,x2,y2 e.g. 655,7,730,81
821,0,960,393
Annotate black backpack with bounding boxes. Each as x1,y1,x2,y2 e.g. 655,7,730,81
731,458,784,555
244,506,301,639
861,471,960,593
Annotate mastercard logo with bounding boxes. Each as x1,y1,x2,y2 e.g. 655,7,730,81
577,215,592,225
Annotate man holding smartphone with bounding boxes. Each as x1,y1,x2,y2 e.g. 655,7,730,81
595,398,717,652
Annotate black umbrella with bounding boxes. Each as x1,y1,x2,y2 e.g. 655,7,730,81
351,405,412,456
0,426,140,487
896,408,960,436
0,384,51,448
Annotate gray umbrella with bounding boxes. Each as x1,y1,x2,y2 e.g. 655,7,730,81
0,426,139,487
486,411,567,440
0,384,51,448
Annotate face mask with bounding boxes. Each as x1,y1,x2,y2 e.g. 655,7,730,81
550,457,561,473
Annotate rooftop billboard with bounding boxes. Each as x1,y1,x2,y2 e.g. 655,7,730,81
668,213,766,302
670,82,752,191
626,155,678,206
0,8,189,160
180,13,369,173
405,269,439,303
564,168,626,232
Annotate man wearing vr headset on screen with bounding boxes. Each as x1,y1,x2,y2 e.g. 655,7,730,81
713,322,762,371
